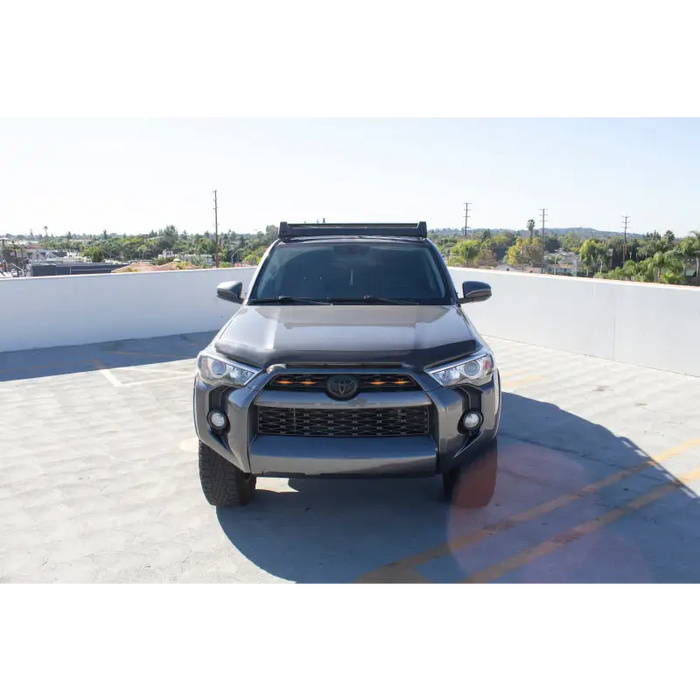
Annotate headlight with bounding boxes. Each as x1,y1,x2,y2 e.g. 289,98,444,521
196,349,261,387
427,350,495,387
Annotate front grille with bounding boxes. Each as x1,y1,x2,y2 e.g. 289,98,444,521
267,373,418,392
258,406,429,437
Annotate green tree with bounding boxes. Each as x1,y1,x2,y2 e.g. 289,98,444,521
527,219,536,242
678,232,700,286
196,237,215,255
627,238,641,262
579,239,608,275
492,233,515,248
475,247,497,268
639,231,663,259
506,237,543,267
544,235,561,253
84,246,105,263
450,239,481,266
561,232,582,253
159,225,179,250
659,252,684,284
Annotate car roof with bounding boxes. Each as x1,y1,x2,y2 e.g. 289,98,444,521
279,222,427,240
275,236,430,245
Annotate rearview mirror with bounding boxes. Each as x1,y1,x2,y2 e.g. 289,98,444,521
217,280,243,303
460,280,492,303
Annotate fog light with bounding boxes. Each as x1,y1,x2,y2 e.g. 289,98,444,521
461,410,483,431
207,410,228,431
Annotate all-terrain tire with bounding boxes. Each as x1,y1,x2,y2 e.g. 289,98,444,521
198,441,257,507
443,438,498,509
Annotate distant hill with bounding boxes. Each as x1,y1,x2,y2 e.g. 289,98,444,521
430,227,644,239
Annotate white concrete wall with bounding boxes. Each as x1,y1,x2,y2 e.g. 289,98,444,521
449,267,700,377
0,268,257,352
1,265,699,378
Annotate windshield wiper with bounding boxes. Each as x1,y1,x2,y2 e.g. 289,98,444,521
326,296,419,305
251,296,330,305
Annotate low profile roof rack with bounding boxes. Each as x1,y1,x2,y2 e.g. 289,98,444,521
278,222,428,240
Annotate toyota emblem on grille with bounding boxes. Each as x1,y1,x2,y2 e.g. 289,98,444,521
326,375,359,401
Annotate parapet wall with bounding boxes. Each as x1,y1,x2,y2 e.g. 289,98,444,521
1,266,698,377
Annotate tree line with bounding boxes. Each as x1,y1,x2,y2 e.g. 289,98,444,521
14,223,700,286
432,228,700,285
28,225,280,268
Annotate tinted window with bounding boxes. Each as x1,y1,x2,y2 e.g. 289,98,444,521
250,241,450,303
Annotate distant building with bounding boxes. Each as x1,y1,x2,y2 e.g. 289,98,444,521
546,263,576,275
28,262,123,277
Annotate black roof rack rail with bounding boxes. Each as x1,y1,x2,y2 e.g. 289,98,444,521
278,222,428,240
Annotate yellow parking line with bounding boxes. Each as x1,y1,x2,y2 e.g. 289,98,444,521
354,438,700,583
502,375,544,390
462,462,700,583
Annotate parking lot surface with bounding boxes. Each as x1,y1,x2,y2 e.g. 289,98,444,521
2,332,700,583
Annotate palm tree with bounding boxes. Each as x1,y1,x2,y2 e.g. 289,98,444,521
527,219,536,242
678,232,700,286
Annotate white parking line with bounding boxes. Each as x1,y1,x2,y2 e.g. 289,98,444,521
115,365,195,375
92,360,123,387
117,373,194,387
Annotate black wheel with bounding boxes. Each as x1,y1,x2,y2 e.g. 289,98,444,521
198,441,257,507
443,439,498,509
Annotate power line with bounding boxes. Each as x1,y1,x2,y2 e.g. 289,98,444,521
622,215,630,262
463,203,471,238
213,190,219,268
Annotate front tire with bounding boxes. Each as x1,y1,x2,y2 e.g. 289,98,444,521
198,441,256,507
443,439,498,508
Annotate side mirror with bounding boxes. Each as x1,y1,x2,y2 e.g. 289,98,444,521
217,280,243,303
460,280,492,303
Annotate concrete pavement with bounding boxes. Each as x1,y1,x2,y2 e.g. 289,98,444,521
1,332,700,583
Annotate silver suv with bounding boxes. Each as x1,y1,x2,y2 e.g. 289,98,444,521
193,222,501,509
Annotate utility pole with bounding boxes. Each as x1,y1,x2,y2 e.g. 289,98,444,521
622,215,629,262
540,208,547,269
213,190,219,268
463,203,471,238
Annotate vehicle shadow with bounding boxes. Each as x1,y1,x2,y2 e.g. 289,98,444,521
0,331,217,382
217,392,700,583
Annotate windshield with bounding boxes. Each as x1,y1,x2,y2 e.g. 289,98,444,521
248,240,452,304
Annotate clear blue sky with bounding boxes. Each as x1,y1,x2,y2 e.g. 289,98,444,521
1,118,698,237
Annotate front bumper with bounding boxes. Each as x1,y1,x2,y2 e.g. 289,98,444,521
193,369,501,478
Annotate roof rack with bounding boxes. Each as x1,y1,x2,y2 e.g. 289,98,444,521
278,222,428,240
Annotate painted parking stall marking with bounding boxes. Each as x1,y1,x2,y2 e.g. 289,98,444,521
355,438,700,583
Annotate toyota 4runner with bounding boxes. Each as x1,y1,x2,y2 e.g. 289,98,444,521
193,222,501,508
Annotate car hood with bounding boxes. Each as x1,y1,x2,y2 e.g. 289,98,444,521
214,304,479,369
